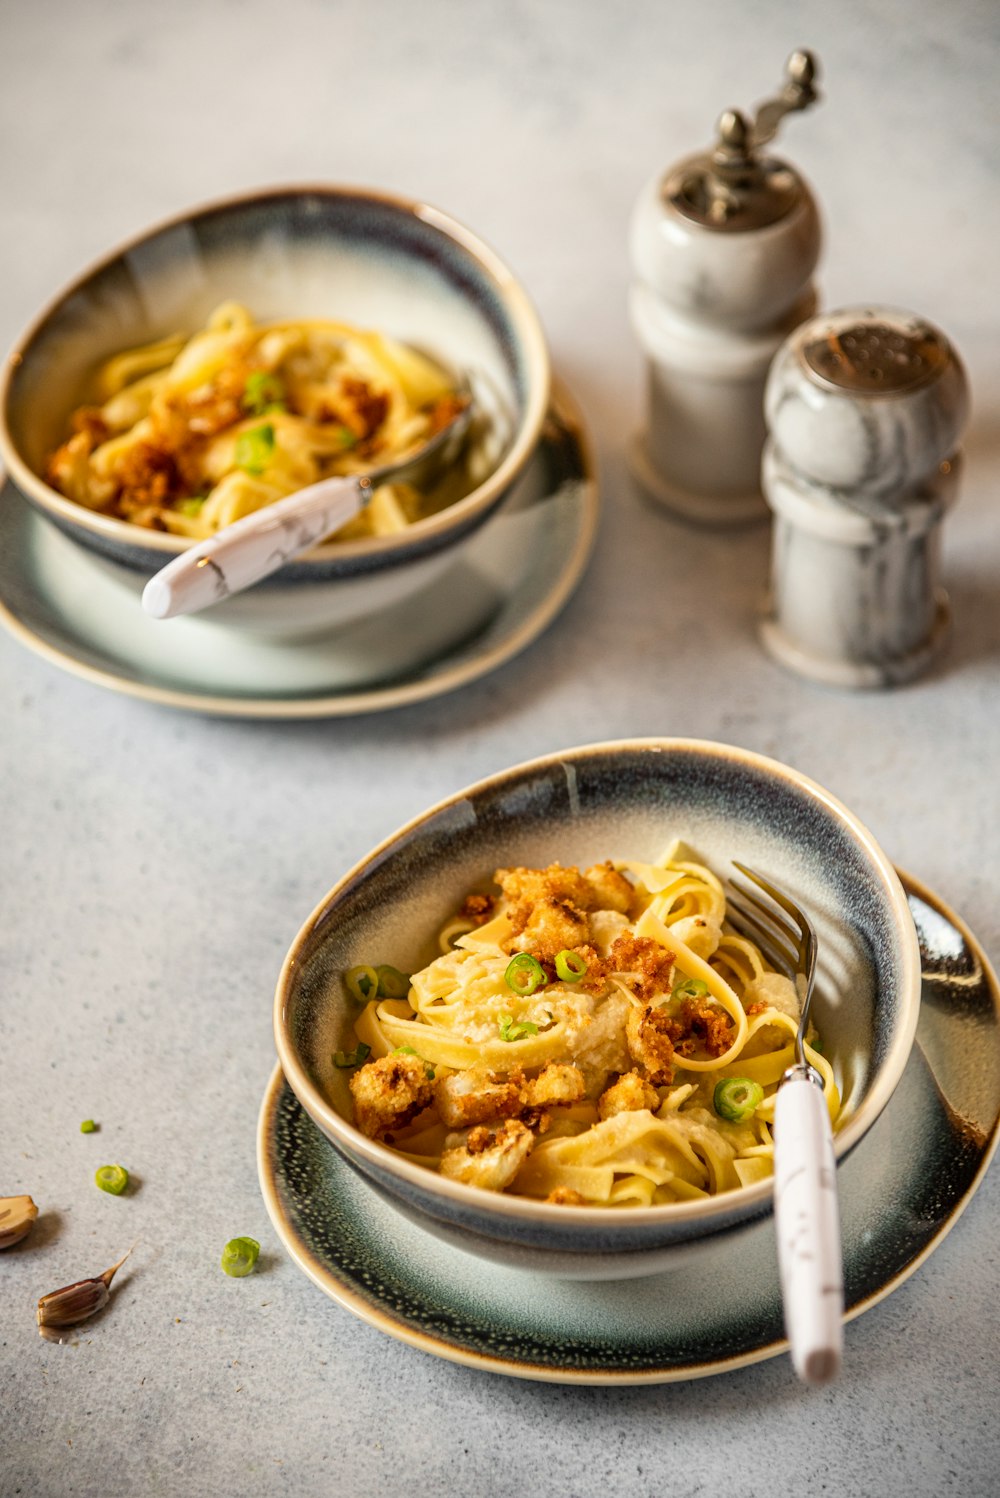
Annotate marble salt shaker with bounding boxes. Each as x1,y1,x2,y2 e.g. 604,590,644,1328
760,307,969,688
629,52,822,525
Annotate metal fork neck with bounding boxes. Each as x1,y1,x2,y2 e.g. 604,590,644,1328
782,1061,825,1089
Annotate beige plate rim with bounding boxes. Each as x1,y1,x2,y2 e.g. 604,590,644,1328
256,867,1000,1384
0,378,597,719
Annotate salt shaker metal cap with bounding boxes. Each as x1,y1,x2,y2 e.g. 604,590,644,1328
629,52,823,525
761,306,970,688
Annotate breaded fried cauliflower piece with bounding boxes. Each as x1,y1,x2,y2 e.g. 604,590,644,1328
625,1003,678,1085
496,861,635,921
495,863,594,913
349,1053,435,1140
435,1062,523,1129
583,861,635,915
439,1119,535,1192
510,895,590,962
624,997,733,1085
523,1061,586,1109
608,931,676,1003
587,909,631,958
673,997,734,1059
598,1070,661,1121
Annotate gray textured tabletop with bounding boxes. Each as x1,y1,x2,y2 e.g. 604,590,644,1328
2,3,999,1496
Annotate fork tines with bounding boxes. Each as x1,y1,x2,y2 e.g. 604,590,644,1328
726,861,816,987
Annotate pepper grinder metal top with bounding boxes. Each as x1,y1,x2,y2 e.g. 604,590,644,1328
665,50,818,236
629,51,823,525
760,306,970,688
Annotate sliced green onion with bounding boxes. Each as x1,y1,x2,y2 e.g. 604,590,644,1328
498,1013,540,1043
376,965,409,1000
234,422,276,474
95,1164,129,1196
79,1119,97,1134
337,427,357,449
504,953,545,996
243,370,286,415
177,496,206,517
220,1237,260,1278
713,1077,765,1123
554,949,588,983
673,977,710,1001
333,1043,371,1069
344,964,379,1002
390,1046,435,1080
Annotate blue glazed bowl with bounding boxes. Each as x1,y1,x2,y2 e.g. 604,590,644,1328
0,186,550,636
274,739,921,1280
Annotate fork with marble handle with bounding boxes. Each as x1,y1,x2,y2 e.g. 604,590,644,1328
727,861,844,1385
141,380,473,621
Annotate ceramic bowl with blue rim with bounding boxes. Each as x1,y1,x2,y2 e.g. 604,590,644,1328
274,739,922,1280
0,186,550,638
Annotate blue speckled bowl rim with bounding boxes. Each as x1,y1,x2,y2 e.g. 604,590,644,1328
274,738,922,1240
0,182,550,570
259,869,1000,1383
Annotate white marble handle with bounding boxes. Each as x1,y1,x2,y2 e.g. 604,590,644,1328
141,475,368,620
774,1072,844,1385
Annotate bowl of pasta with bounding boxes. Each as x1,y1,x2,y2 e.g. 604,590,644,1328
0,186,550,636
273,738,921,1279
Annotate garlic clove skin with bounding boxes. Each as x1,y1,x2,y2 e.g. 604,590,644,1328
36,1245,133,1339
0,1195,39,1249
36,1277,111,1331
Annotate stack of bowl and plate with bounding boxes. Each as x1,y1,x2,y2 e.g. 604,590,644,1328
267,737,922,1284
0,187,596,712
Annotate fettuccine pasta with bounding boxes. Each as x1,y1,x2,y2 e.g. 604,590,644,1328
46,301,468,541
341,842,839,1207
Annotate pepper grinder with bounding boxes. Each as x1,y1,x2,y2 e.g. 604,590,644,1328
760,307,970,688
629,51,822,525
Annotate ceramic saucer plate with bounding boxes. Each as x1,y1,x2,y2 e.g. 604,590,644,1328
257,871,1000,1384
0,381,596,718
